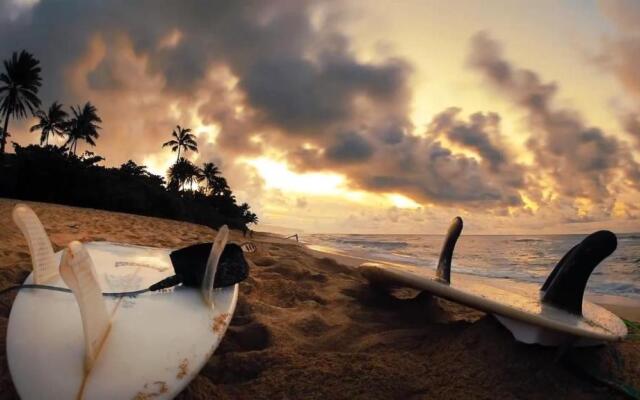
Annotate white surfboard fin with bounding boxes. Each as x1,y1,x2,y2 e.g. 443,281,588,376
435,217,463,284
60,241,111,372
12,204,58,284
201,225,229,307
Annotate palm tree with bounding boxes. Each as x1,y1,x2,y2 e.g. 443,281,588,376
65,102,101,155
120,160,148,177
168,158,202,192
0,50,42,154
30,101,68,146
201,162,229,195
162,125,198,163
238,202,258,225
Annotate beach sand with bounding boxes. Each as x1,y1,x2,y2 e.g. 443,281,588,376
0,199,639,399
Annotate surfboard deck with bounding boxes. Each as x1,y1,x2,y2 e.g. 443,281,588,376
7,241,238,400
359,262,627,344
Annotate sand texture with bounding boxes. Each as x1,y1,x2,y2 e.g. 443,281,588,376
0,199,639,399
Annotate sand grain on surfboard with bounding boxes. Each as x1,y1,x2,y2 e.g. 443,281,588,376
177,358,189,380
212,313,231,334
134,381,169,399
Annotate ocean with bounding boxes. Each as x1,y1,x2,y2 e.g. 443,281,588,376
305,233,640,299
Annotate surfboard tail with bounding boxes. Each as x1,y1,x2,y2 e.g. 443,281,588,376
541,230,617,315
12,204,57,284
60,241,111,372
201,225,230,307
436,217,463,284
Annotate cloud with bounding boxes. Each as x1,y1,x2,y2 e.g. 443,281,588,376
325,131,374,163
620,112,640,148
429,107,507,171
468,31,640,201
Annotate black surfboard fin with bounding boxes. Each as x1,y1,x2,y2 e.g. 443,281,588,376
169,242,250,288
541,230,617,315
436,217,463,284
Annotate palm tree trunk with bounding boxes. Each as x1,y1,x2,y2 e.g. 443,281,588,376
176,147,181,163
1,112,10,155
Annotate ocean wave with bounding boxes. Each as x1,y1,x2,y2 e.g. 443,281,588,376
513,238,545,243
620,234,640,240
335,239,409,250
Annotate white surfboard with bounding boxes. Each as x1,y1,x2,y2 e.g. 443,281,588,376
7,204,239,399
358,217,628,346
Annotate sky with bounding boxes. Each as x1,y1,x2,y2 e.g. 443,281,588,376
1,0,640,234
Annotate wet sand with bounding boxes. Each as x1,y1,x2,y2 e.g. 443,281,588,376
0,199,639,399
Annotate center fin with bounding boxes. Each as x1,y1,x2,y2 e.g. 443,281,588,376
60,241,111,373
436,217,463,284
541,230,617,315
201,225,229,307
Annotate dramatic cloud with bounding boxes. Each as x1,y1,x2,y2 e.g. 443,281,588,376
468,32,640,201
429,107,507,171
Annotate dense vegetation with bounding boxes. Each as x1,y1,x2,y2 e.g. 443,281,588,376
0,50,257,231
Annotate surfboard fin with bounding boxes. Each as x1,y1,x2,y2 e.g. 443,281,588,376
436,217,463,284
12,204,58,284
201,225,230,307
540,230,617,315
60,241,111,372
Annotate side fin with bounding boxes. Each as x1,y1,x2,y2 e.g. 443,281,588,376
60,241,111,372
201,225,230,307
541,230,617,315
12,204,57,284
435,217,463,284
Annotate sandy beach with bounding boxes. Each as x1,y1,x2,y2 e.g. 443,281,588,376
1,199,639,399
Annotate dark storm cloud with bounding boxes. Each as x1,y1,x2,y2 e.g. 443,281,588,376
429,107,507,171
356,135,524,206
468,32,640,200
325,131,374,163
242,54,410,134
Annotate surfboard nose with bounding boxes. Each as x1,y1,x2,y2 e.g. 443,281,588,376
541,230,617,315
436,216,463,284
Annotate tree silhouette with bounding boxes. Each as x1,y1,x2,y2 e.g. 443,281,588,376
0,50,42,154
120,160,148,177
201,162,230,196
65,102,102,155
162,125,198,163
30,101,68,146
168,157,202,192
239,202,258,225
